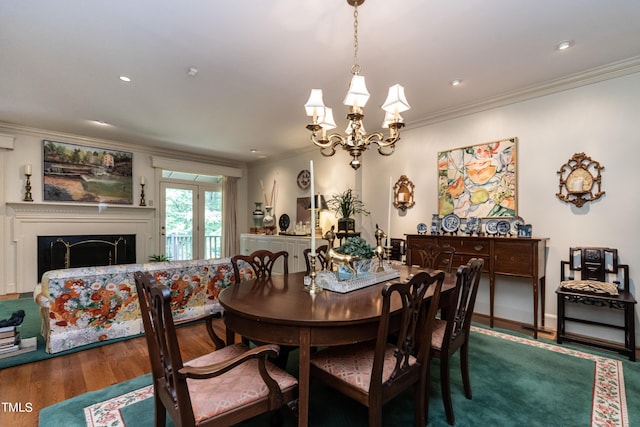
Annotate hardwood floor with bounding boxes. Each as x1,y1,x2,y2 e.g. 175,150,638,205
0,292,629,427
0,319,223,427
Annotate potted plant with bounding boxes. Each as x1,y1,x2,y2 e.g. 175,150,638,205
335,236,375,276
149,254,172,262
327,189,370,233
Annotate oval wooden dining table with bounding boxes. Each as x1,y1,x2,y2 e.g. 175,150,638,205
219,265,456,427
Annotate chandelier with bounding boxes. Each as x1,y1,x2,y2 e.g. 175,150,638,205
304,0,410,170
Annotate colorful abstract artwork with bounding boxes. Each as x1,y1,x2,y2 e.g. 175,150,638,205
438,137,517,218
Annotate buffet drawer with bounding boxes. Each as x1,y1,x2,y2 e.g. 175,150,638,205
438,237,490,256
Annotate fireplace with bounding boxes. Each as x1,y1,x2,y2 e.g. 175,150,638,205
37,234,136,282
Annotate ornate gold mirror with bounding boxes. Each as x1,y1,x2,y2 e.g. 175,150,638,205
393,175,415,211
556,152,604,207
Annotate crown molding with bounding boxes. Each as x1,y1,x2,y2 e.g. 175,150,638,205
410,56,640,129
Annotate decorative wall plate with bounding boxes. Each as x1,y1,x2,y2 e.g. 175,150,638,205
417,223,428,234
278,214,290,232
510,216,524,234
485,219,499,235
496,220,511,235
441,214,461,233
297,169,311,190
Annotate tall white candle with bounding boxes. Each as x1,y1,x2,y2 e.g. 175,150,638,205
24,164,32,175
387,176,392,246
310,160,316,256
140,175,145,185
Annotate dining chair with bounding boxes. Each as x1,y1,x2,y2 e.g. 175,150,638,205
430,258,484,425
231,249,289,284
309,270,446,427
133,271,298,427
303,245,328,274
415,243,456,273
231,249,292,367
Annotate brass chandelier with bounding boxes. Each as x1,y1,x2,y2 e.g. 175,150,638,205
304,0,410,170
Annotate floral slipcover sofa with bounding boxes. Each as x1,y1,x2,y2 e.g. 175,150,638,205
34,258,238,353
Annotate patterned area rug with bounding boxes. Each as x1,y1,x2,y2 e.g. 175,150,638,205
81,326,629,427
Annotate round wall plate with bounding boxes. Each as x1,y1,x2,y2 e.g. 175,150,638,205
297,169,311,190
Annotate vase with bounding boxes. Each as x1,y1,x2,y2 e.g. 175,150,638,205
337,218,356,233
252,202,264,229
263,205,276,229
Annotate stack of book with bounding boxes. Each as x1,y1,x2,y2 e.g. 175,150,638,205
0,325,20,354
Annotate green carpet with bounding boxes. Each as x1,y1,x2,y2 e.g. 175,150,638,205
39,326,640,427
0,296,140,370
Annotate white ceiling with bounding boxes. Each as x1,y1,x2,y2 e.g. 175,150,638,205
2,1,640,164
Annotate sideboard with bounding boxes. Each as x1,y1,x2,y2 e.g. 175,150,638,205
405,234,549,338
240,233,318,273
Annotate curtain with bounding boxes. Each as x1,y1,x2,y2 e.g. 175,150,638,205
223,176,239,257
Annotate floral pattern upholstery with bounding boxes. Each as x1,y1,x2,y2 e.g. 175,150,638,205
34,258,236,353
310,342,417,393
184,343,298,422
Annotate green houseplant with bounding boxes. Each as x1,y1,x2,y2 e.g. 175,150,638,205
327,189,370,233
149,254,172,262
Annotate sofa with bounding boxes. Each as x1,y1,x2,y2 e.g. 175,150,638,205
34,258,243,353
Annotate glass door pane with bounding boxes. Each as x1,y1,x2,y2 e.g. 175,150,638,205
203,189,222,258
161,183,197,261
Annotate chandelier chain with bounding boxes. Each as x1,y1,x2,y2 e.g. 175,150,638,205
351,3,360,75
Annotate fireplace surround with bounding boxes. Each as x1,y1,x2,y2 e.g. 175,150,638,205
5,202,154,294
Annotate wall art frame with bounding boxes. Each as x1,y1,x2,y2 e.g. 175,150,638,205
438,137,517,218
43,140,133,204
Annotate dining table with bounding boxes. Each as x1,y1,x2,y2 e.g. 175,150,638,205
218,264,456,427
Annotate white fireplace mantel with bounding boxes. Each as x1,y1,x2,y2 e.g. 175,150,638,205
5,201,156,294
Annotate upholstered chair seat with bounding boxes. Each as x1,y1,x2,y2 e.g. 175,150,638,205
184,343,298,423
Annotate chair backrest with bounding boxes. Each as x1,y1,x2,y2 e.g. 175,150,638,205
371,271,445,394
303,245,328,274
134,270,196,423
415,243,456,272
445,258,484,344
231,250,289,284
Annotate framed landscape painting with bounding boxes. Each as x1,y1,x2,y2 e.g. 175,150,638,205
438,137,517,218
43,140,133,204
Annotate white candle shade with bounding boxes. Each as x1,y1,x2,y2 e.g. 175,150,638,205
140,176,146,185
24,164,32,175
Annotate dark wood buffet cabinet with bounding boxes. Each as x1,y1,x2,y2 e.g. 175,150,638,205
405,234,549,338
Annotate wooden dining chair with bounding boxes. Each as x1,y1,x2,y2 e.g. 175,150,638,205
303,245,328,274
231,249,289,284
309,271,446,427
415,243,456,273
430,258,484,425
133,271,298,427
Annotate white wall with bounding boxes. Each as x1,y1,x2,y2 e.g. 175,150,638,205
0,126,248,294
247,71,640,342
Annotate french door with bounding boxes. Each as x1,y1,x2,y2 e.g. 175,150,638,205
160,181,222,261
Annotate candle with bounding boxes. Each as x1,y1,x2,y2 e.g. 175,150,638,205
310,160,316,256
387,176,392,246
571,177,583,191
24,164,32,175
140,175,145,185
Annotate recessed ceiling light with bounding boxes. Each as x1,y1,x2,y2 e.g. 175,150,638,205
187,67,198,77
555,40,575,51
450,79,463,87
250,149,258,153
119,75,131,82
91,120,110,126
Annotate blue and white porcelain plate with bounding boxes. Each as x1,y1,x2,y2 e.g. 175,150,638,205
417,223,428,234
441,214,461,233
485,219,499,235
